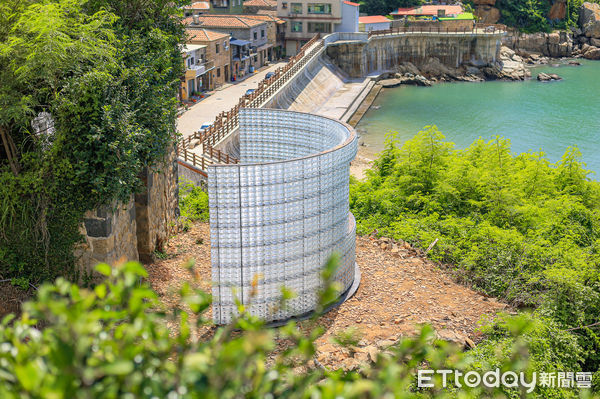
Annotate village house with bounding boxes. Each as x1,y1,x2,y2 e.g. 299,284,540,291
186,28,231,89
243,14,286,60
243,0,277,14
358,15,391,32
277,0,359,56
390,4,463,20
183,1,211,17
180,43,213,100
186,15,269,79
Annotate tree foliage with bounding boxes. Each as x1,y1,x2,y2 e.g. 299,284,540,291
350,127,600,372
2,261,590,398
0,0,187,284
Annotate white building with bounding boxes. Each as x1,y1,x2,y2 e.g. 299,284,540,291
277,0,359,55
358,15,391,32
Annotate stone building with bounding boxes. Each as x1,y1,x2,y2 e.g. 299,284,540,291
186,28,232,88
244,14,286,60
277,0,359,56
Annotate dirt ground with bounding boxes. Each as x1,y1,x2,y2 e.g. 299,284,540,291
145,222,508,369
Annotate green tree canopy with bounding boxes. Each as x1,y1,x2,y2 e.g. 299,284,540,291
0,0,187,284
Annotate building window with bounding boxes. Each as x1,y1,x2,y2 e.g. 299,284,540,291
291,21,303,32
290,3,302,13
307,3,331,14
307,22,331,33
261,29,265,38
216,43,220,53
254,31,257,40
217,67,221,77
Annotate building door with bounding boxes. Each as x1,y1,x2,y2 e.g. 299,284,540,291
224,65,229,82
187,79,195,96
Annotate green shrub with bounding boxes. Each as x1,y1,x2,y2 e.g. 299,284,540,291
350,127,600,371
179,180,209,230
2,261,585,398
0,0,186,285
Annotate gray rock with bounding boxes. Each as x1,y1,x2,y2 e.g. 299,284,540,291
583,45,600,59
537,72,562,81
580,2,600,38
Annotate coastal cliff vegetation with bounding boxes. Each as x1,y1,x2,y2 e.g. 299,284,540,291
350,127,600,380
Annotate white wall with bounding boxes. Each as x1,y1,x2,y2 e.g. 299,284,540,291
362,21,390,32
336,2,358,32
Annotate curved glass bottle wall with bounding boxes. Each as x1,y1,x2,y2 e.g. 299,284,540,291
208,108,358,324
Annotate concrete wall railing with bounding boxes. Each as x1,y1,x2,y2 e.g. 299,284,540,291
208,108,358,324
367,23,507,38
322,32,369,44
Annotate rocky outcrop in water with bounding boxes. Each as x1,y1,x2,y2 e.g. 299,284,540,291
379,74,432,87
500,3,600,61
582,45,600,59
483,46,531,80
503,30,574,58
537,72,562,81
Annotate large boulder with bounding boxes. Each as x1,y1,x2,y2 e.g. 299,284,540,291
549,0,567,20
475,5,501,23
580,2,600,38
516,32,549,54
488,46,531,80
547,31,573,57
420,57,459,80
583,45,600,59
537,72,562,81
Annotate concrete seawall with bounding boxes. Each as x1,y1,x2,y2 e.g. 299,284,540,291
326,33,503,77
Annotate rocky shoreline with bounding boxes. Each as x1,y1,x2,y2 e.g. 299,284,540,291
378,2,599,88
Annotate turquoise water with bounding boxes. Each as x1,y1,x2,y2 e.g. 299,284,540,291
357,60,600,174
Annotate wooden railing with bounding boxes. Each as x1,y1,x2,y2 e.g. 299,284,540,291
178,34,322,170
368,23,507,38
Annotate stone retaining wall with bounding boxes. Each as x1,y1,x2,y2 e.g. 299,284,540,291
77,148,179,271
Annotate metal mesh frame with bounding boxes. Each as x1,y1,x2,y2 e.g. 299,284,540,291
208,108,358,324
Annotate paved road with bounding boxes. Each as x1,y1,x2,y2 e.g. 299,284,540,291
177,61,288,138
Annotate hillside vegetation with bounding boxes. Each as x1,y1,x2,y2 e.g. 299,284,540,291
350,127,600,377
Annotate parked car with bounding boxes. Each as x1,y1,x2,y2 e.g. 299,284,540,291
200,122,212,131
265,72,275,79
245,89,255,96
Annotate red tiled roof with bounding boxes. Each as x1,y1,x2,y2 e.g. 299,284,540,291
359,15,389,24
186,28,230,42
186,1,210,10
243,13,285,24
257,9,278,16
184,15,267,28
391,5,463,16
243,0,277,7
343,1,360,6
